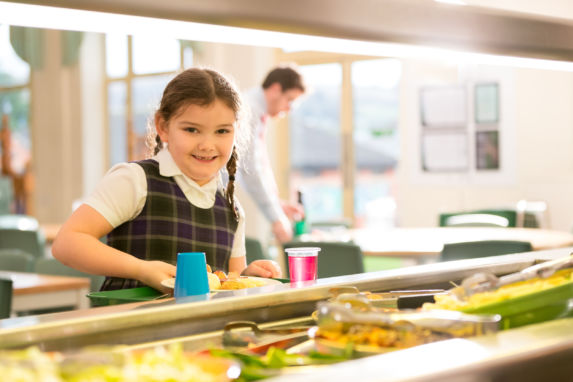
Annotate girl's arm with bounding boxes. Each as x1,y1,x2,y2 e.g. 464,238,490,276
52,204,176,293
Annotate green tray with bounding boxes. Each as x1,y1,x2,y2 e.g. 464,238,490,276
87,287,164,307
461,280,573,330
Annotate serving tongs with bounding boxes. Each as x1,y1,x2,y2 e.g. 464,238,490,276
222,321,311,354
451,253,573,301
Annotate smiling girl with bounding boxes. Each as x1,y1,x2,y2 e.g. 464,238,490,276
52,68,281,293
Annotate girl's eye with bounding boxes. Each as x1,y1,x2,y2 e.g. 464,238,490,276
184,127,199,133
216,128,231,134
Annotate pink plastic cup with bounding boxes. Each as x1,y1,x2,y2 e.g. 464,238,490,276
286,247,321,283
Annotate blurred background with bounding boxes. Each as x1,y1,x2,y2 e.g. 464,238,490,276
1,0,573,253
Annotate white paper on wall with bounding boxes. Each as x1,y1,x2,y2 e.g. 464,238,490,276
422,131,469,171
420,86,466,127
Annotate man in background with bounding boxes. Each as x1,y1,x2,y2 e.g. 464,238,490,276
239,65,306,243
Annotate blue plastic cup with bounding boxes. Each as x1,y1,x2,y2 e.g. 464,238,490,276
174,252,210,298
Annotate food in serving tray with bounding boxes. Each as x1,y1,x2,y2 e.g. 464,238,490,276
0,344,238,382
424,268,573,311
312,299,500,356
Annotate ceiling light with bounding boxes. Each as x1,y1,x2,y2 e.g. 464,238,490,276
1,1,573,72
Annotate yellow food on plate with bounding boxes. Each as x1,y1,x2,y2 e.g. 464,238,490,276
424,268,573,311
208,272,221,291
219,277,266,290
205,265,266,291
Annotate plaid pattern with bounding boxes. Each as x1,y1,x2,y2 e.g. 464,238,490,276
101,159,238,291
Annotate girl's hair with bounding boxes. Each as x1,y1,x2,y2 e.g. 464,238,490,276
147,67,248,220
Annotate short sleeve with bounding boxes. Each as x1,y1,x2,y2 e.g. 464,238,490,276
84,163,147,228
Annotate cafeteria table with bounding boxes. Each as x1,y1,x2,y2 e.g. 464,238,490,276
0,271,90,317
302,227,573,264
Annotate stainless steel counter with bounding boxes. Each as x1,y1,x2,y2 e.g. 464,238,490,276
1,247,572,380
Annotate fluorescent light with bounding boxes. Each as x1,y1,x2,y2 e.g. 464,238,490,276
1,1,573,72
435,0,467,5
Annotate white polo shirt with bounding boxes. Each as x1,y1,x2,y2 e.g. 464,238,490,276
84,149,246,258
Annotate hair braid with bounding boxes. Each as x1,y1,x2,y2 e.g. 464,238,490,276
153,135,163,156
226,147,239,221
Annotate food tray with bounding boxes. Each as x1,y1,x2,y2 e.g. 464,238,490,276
460,280,573,329
87,287,164,307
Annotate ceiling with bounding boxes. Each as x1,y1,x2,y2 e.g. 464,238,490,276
6,0,573,61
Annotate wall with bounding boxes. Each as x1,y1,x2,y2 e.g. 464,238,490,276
31,29,84,223
396,57,573,230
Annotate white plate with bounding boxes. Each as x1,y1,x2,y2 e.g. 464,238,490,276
160,276,281,292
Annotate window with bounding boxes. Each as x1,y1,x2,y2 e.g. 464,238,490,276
0,24,31,214
287,55,401,229
290,63,343,222
105,35,193,166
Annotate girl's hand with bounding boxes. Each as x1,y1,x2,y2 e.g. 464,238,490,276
241,260,282,278
136,260,177,294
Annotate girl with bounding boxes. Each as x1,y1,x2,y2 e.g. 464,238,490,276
52,68,281,293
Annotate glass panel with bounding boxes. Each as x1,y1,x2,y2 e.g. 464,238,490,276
289,63,343,224
131,74,172,159
0,24,30,86
105,34,128,78
108,81,127,166
132,36,180,75
0,89,31,175
352,59,401,228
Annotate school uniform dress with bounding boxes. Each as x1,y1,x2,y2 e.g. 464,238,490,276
85,149,246,291
238,87,290,230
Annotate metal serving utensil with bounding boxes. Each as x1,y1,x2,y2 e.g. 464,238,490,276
222,321,311,353
452,253,573,300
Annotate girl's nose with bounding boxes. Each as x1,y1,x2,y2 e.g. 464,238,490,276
197,135,215,150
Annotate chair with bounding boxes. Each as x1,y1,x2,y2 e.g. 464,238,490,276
0,214,40,230
282,241,364,279
0,249,35,272
439,209,517,227
444,213,510,227
34,257,105,291
440,240,533,262
0,176,13,215
245,237,269,262
0,228,46,258
516,200,548,228
0,277,13,319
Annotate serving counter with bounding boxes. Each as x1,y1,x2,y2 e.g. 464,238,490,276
2,247,573,381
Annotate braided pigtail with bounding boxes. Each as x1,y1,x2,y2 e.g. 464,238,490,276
226,147,239,221
153,135,163,155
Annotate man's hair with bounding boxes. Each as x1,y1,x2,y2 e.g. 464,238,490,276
261,66,305,92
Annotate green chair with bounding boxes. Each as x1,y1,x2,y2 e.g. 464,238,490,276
34,257,105,291
439,209,516,227
0,228,46,258
0,214,40,230
0,249,35,272
440,240,533,262
0,177,13,215
0,277,13,319
245,237,269,262
282,241,364,279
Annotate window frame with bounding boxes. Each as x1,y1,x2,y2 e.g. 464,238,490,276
276,50,400,225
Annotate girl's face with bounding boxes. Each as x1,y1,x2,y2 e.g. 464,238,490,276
156,99,236,186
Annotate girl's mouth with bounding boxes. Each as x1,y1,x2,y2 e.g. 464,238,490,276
192,154,217,162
